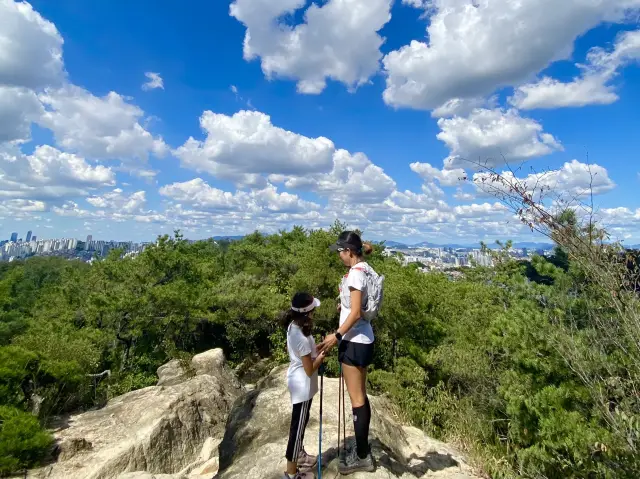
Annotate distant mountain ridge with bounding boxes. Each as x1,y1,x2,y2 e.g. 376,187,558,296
212,235,245,241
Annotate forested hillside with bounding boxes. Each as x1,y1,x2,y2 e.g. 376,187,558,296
1,220,639,478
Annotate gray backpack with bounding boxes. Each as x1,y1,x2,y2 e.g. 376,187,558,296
351,265,385,321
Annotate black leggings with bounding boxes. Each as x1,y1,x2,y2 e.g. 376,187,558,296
285,398,313,462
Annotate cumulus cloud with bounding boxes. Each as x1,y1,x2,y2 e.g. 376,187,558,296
174,110,335,187
229,0,392,94
473,159,616,200
410,162,467,187
386,189,448,211
53,191,161,225
0,0,65,89
87,189,147,214
51,201,95,218
431,97,490,119
283,149,397,204
160,178,319,215
37,85,168,163
511,29,640,110
0,86,43,143
0,199,47,219
454,189,477,202
142,72,164,91
0,144,115,200
598,207,640,226
402,0,429,7
382,0,640,110
436,108,563,170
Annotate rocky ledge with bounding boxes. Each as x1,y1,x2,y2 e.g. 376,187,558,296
18,351,482,479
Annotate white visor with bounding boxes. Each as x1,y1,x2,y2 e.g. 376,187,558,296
291,297,321,313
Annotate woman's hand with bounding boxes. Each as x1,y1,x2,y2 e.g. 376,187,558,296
319,333,338,354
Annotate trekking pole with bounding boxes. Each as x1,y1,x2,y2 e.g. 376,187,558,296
341,364,345,458
318,363,325,479
337,361,342,464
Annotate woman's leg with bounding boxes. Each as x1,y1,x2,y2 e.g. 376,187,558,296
285,399,312,474
342,364,371,459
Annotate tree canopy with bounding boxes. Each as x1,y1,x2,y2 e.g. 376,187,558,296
0,220,638,477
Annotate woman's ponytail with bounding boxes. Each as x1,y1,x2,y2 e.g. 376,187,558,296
362,242,373,256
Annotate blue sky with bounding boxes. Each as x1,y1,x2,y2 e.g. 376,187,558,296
1,0,639,245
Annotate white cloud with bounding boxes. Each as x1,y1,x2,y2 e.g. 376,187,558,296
53,191,161,224
142,72,164,91
453,202,509,218
283,149,396,204
229,0,392,94
454,189,476,202
386,189,448,211
410,162,467,187
593,207,640,242
382,0,640,110
510,77,618,111
51,201,94,218
0,144,115,200
402,0,429,7
87,189,147,214
37,84,168,163
473,159,616,200
431,97,490,119
160,178,320,214
0,0,65,89
437,108,563,170
0,86,43,143
511,29,640,109
174,110,335,186
598,207,640,225
0,199,47,219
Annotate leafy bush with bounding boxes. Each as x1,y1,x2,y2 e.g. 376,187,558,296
0,406,53,475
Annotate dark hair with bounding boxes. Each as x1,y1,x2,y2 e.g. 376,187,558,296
338,231,373,256
281,292,315,336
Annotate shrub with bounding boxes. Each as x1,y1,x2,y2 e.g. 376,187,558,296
0,406,53,476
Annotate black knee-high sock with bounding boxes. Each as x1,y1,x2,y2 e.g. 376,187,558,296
352,396,371,459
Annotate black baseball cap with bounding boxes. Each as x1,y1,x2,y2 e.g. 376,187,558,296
329,239,355,251
329,230,363,252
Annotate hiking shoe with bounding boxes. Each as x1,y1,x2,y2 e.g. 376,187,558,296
297,448,318,470
339,447,374,475
283,471,314,479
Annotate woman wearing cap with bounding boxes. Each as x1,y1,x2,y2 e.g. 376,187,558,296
282,292,326,479
319,230,376,474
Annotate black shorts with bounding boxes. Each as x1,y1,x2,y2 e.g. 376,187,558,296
338,340,374,368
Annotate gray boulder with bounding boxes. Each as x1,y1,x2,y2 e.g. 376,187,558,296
24,350,242,479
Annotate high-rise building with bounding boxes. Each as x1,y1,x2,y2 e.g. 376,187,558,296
86,235,93,251
26,231,32,242
10,232,17,243
31,236,37,242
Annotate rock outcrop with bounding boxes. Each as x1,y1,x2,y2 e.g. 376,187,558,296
214,365,481,479
21,352,482,479
24,350,242,479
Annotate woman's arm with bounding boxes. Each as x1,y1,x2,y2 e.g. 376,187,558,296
301,350,326,377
